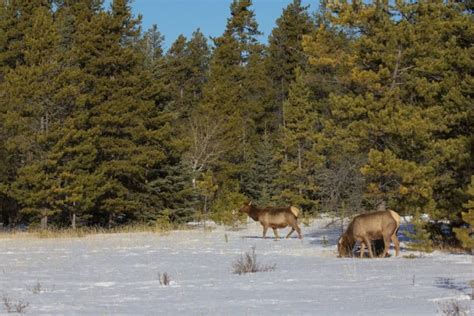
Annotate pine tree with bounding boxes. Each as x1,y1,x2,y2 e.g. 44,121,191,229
266,0,314,130
43,0,173,226
197,0,265,186
0,0,57,226
242,133,279,206
185,29,210,104
0,0,52,72
276,69,319,210
3,5,63,226
210,180,246,226
454,177,474,250
140,24,164,68
160,30,210,119
302,2,472,241
149,30,211,223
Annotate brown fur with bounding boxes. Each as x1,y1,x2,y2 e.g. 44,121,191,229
338,210,401,258
239,202,302,239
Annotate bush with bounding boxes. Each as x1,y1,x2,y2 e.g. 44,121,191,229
158,272,171,286
232,247,276,275
2,294,29,314
406,213,433,253
437,300,469,316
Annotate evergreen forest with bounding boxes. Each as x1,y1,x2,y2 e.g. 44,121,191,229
0,0,472,248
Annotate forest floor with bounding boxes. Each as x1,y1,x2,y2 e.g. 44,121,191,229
0,217,472,315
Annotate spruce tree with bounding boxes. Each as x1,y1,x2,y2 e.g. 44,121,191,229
192,0,271,223
160,30,210,119
277,69,319,210
242,133,279,206
150,30,210,223
45,0,173,226
198,0,265,180
3,5,63,226
454,177,474,250
0,0,52,72
140,24,164,68
266,0,314,130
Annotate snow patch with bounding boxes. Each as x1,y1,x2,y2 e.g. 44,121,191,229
94,282,115,288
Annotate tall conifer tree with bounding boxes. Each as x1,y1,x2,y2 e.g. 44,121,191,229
303,1,472,241
198,0,264,182
266,0,314,130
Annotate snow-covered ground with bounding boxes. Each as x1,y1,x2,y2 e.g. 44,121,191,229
0,218,472,315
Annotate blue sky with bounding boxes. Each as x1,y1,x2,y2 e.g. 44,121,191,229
105,0,317,49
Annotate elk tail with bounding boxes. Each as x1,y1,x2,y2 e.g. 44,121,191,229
290,206,300,218
389,209,401,233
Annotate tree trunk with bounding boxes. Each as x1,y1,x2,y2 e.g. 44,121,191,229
71,212,76,229
340,201,345,234
297,141,302,170
108,213,113,229
297,141,303,195
41,215,48,230
203,196,208,228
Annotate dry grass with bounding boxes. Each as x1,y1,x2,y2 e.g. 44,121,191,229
158,272,171,286
437,300,469,316
470,280,474,300
0,223,189,239
232,247,276,275
432,243,470,254
31,281,42,294
402,253,419,259
2,294,29,314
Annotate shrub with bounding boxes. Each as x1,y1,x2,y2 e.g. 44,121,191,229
31,281,42,294
437,300,469,316
158,272,171,286
2,294,29,314
232,247,276,275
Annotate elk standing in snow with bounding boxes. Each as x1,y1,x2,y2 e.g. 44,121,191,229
239,201,303,239
338,210,401,258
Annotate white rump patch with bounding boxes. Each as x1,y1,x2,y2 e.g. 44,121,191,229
290,206,300,217
388,210,401,227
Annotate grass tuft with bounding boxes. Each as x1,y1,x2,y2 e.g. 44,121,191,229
232,247,276,275
2,294,29,314
31,281,42,294
158,272,171,286
437,300,469,316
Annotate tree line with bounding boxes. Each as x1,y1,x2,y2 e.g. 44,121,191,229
0,0,472,248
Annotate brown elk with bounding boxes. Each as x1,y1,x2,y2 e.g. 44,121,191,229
338,210,401,258
239,201,302,239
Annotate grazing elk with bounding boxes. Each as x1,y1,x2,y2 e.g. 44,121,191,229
239,201,302,239
338,210,401,258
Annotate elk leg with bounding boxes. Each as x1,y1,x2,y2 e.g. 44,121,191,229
359,241,366,258
273,228,280,239
391,233,400,256
379,236,391,258
295,224,302,239
262,225,268,238
364,237,374,258
285,228,295,238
